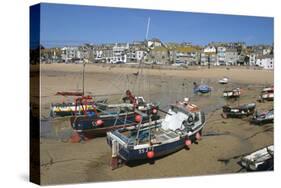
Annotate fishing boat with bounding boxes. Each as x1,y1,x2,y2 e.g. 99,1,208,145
106,100,206,169
193,82,211,94
223,88,241,98
257,86,274,102
70,90,160,139
221,103,256,118
50,93,107,118
250,109,274,125
218,77,229,84
240,145,273,171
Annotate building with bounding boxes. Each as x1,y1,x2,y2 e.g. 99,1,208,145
256,55,274,69
61,46,81,63
168,45,201,65
126,49,137,62
263,48,272,55
41,48,61,63
126,42,147,63
146,38,163,49
136,50,146,61
209,53,217,65
200,52,208,66
111,43,129,63
200,52,217,66
148,46,169,64
203,46,216,53
249,53,256,66
225,48,238,65
217,46,226,65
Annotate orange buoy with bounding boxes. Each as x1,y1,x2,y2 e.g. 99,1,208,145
135,115,142,123
147,151,155,159
185,139,192,146
96,119,104,126
195,132,201,140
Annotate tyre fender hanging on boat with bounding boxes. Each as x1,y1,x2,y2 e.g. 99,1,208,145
187,115,194,123
183,114,194,128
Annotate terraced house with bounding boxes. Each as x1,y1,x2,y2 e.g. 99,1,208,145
168,45,201,65
217,46,226,65
225,48,238,65
147,46,169,64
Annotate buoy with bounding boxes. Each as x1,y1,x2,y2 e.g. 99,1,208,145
147,151,155,159
195,132,201,140
135,115,142,123
70,132,81,143
95,119,104,126
152,108,158,114
185,139,192,146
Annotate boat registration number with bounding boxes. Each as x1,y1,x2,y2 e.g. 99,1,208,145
138,147,153,154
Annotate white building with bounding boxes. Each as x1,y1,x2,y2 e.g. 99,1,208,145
61,46,81,63
256,55,274,69
249,53,256,66
203,46,216,53
136,50,146,61
147,38,162,49
263,48,272,55
110,43,129,63
94,50,103,60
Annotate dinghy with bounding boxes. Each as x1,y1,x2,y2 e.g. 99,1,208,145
193,82,211,94
222,103,256,118
240,145,273,171
223,88,241,98
218,77,229,84
257,86,274,102
250,109,274,125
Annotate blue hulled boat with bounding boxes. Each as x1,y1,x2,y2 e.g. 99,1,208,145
193,82,211,94
106,102,206,169
70,94,160,139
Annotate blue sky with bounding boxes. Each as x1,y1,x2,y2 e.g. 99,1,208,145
39,3,273,47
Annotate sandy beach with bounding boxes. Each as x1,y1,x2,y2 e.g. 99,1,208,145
38,64,273,185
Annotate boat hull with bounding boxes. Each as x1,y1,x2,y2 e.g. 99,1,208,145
120,138,185,162
107,128,202,162
222,103,256,118
71,113,160,137
50,102,104,118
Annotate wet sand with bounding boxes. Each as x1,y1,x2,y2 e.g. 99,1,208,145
38,64,273,185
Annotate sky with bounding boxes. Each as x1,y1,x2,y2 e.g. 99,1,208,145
38,3,274,48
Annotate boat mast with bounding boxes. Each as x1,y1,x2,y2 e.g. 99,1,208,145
82,60,86,96
138,17,151,96
145,17,150,40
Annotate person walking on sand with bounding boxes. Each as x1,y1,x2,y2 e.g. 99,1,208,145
193,82,199,94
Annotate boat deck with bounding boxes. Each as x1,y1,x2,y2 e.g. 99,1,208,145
118,127,179,145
